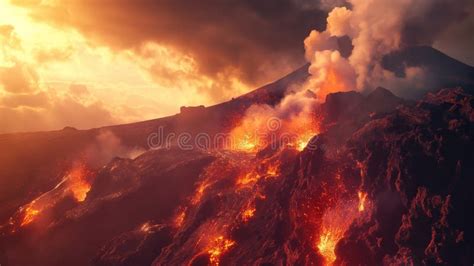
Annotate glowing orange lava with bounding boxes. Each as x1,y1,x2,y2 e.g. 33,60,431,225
236,133,260,152
358,191,367,212
265,162,280,177
20,205,40,227
316,191,371,265
241,207,256,222
236,171,260,187
207,236,235,265
140,222,152,233
191,179,212,204
67,165,91,202
295,131,317,151
174,209,186,228
229,115,266,152
317,229,344,265
228,92,320,153
288,110,319,149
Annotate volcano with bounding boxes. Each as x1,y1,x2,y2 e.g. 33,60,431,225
1,46,473,265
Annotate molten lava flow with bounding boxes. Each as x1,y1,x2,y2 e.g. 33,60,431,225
265,161,280,177
191,179,212,205
236,133,259,152
358,191,367,212
229,115,267,152
317,230,343,265
283,111,319,151
207,236,235,265
295,131,317,151
236,171,260,187
317,212,352,265
20,205,40,227
316,191,371,265
228,89,321,154
174,208,186,228
241,206,256,222
67,164,91,202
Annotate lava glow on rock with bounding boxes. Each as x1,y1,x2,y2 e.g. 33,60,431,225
228,89,320,153
5,163,94,232
316,191,371,265
241,206,256,222
67,164,92,202
19,205,40,227
207,236,236,265
358,191,368,212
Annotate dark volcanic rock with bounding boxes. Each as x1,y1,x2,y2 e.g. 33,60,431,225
93,224,173,266
320,87,407,152
382,46,474,97
337,88,474,265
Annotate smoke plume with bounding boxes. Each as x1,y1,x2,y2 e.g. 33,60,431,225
304,0,473,98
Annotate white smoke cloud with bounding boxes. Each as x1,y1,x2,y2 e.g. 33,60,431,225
307,50,356,100
304,0,473,98
83,130,145,167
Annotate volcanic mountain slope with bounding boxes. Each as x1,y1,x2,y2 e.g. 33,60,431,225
382,46,474,98
97,88,472,266
1,46,474,265
0,64,309,225
1,86,472,265
0,46,472,225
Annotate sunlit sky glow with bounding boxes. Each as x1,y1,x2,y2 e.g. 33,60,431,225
0,0,248,133
0,0,472,133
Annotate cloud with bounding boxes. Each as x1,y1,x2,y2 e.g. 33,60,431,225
0,81,119,133
303,0,474,99
69,84,89,97
33,45,73,64
0,24,119,133
0,62,39,93
0,90,49,108
433,2,474,66
83,130,145,167
0,96,118,133
11,0,329,93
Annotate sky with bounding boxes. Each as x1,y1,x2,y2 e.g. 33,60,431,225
0,0,472,133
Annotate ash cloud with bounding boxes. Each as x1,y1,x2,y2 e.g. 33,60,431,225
304,0,474,98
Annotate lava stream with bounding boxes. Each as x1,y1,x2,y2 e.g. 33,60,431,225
316,191,371,265
207,236,236,265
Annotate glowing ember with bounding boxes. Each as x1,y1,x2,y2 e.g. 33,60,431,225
20,205,40,227
316,192,371,265
67,165,91,202
229,115,265,152
174,209,186,228
236,171,260,186
140,222,152,233
139,221,162,234
295,132,317,151
192,180,212,204
236,133,259,151
207,236,235,265
317,229,343,265
265,163,280,177
358,191,367,212
241,207,256,222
